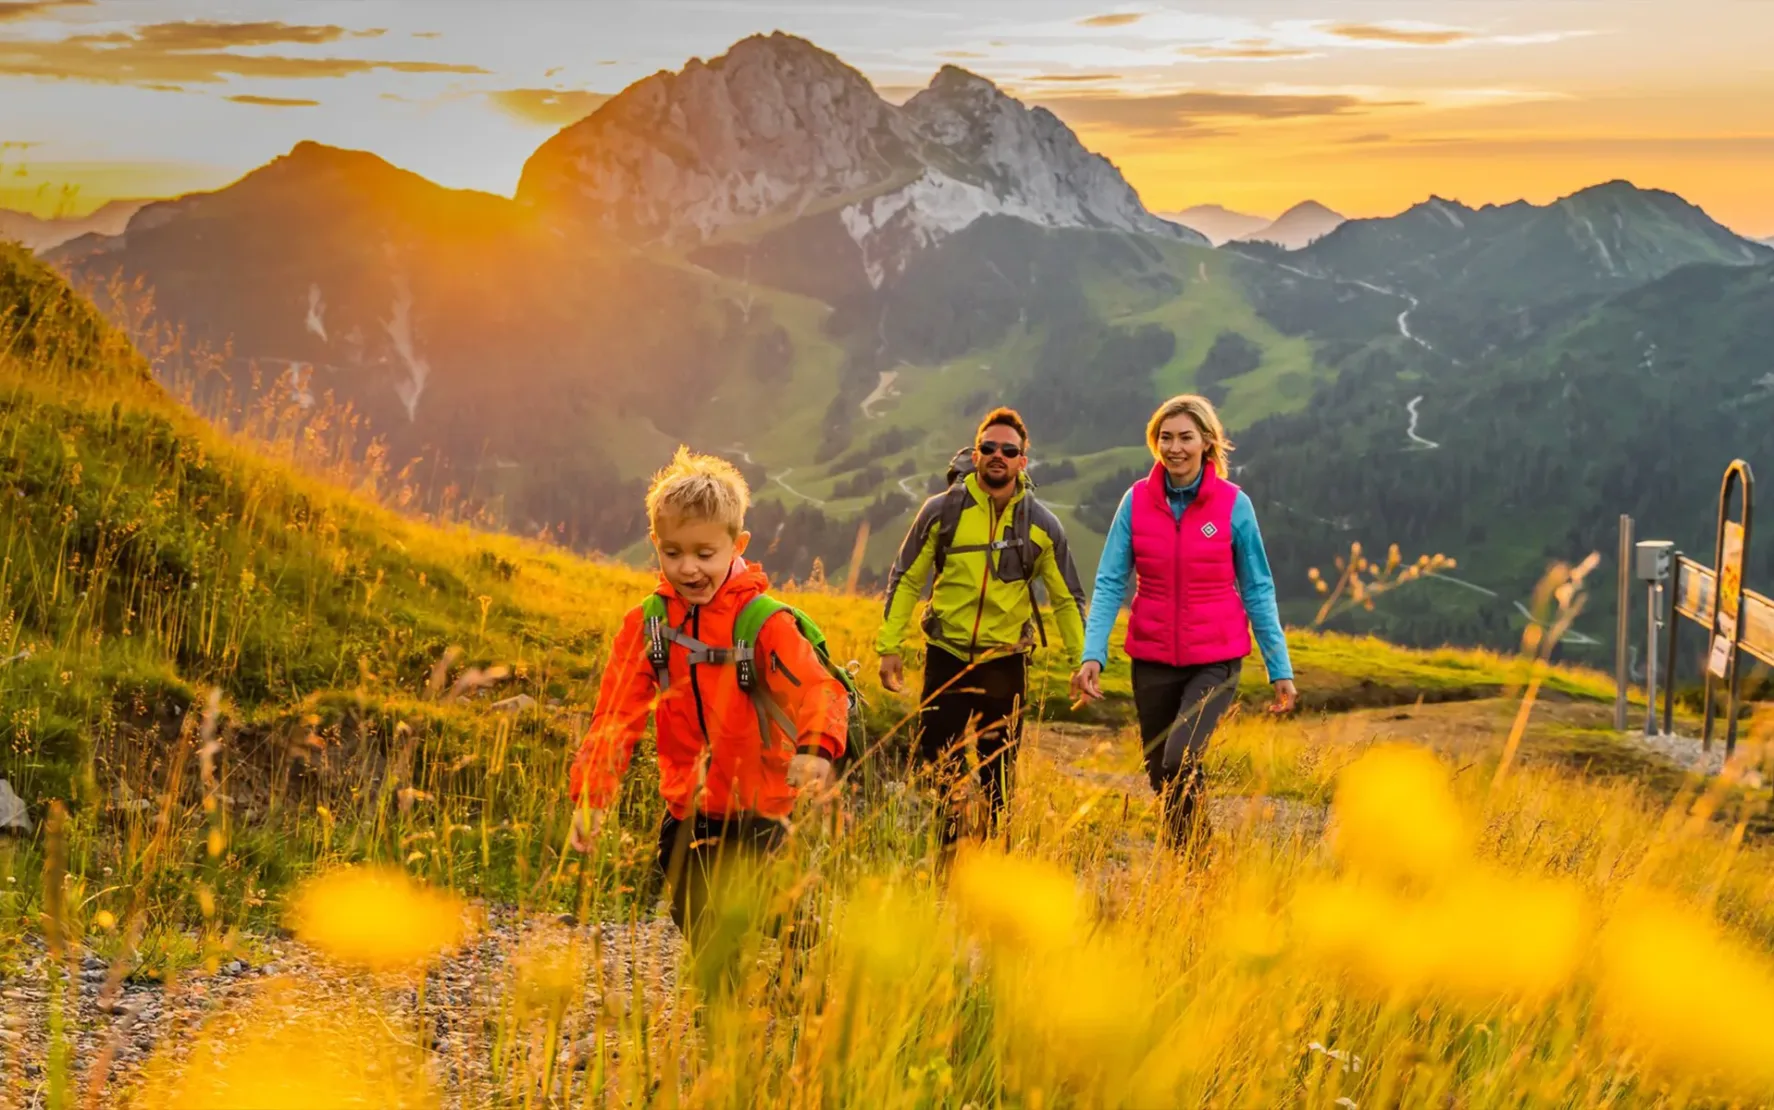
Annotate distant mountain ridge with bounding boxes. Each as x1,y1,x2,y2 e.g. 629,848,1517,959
1163,204,1269,246
0,199,148,252
1235,200,1345,249
1266,180,1772,360
516,33,1202,284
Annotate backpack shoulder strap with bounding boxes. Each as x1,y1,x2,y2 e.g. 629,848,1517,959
640,594,671,690
732,595,799,746
641,593,737,689
930,480,975,580
1015,495,1050,648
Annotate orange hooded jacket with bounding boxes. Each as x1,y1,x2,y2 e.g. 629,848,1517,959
568,558,849,822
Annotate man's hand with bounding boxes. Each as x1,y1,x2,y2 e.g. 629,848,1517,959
1070,660,1104,703
567,805,605,853
1268,679,1298,714
787,753,836,802
879,654,904,693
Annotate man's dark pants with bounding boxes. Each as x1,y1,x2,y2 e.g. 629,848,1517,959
914,646,1029,850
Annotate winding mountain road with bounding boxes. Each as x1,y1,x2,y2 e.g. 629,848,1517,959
1405,395,1440,450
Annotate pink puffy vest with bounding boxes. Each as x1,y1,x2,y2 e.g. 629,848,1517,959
1123,460,1253,667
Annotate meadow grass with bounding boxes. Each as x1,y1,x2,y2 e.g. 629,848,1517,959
5,242,1774,1107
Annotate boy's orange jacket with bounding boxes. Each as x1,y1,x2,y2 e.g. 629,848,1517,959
568,559,849,821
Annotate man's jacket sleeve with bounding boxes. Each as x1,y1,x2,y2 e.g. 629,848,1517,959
1031,502,1088,665
568,605,657,809
875,495,942,656
760,614,850,760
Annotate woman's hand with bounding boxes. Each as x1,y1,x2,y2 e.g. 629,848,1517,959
1268,679,1298,714
1070,660,1104,703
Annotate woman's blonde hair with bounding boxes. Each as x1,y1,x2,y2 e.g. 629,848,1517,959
1146,394,1233,476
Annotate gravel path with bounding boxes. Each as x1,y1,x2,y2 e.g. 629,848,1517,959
1,907,691,1108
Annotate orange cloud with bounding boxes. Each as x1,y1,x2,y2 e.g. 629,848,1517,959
486,88,612,127
936,50,987,60
0,0,89,23
1040,89,1416,139
130,21,386,48
1027,73,1124,83
1329,23,1473,46
1079,12,1143,28
1178,44,1315,60
0,21,487,85
226,94,320,108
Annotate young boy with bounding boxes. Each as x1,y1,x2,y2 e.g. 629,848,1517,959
566,446,849,945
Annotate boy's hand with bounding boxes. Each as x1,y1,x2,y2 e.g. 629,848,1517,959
787,753,835,800
567,806,605,852
879,654,904,692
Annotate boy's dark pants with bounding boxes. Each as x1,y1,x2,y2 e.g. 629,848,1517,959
915,647,1029,850
656,810,816,996
1131,658,1242,852
656,810,784,938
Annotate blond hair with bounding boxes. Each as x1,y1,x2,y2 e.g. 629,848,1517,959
645,446,750,536
1146,394,1233,476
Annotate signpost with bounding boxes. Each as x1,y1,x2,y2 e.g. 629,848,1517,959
1615,514,1633,732
1654,460,1760,758
1702,463,1753,753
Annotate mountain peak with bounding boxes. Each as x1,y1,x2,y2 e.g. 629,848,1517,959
714,30,858,76
1233,199,1346,249
925,64,1003,96
518,32,1200,258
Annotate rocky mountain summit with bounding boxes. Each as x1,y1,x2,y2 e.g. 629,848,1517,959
517,33,1200,283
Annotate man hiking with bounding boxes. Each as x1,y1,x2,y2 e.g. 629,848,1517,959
875,406,1087,855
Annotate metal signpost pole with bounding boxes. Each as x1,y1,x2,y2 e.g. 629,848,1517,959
1636,540,1672,738
1662,549,1681,740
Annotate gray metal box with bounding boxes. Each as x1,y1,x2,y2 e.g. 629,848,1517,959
1635,540,1674,582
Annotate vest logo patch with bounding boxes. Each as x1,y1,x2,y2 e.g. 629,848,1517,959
1200,522,1218,538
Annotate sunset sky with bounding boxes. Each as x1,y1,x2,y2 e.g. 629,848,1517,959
4,0,1772,235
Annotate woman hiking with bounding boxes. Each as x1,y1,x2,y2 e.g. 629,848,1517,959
1071,394,1296,856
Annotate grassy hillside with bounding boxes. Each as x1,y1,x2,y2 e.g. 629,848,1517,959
1237,259,1774,660
14,243,1774,1109
0,240,1626,887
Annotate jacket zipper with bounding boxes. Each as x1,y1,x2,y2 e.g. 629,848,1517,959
1173,488,1186,665
685,605,713,748
966,497,1003,661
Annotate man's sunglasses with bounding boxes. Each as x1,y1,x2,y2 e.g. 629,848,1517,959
976,440,1024,459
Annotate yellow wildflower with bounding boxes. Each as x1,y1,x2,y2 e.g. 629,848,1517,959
948,848,1083,952
1329,743,1469,884
1595,891,1774,1095
287,863,473,972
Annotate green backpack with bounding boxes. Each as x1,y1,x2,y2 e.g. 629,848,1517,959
640,593,866,769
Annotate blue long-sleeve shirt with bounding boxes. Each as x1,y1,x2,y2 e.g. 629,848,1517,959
1082,470,1293,681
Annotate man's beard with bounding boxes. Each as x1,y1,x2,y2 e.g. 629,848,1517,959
979,467,1014,491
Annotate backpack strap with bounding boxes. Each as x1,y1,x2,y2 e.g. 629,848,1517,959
927,485,1050,651
640,594,672,691
928,481,972,581
641,594,747,692
732,595,802,752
